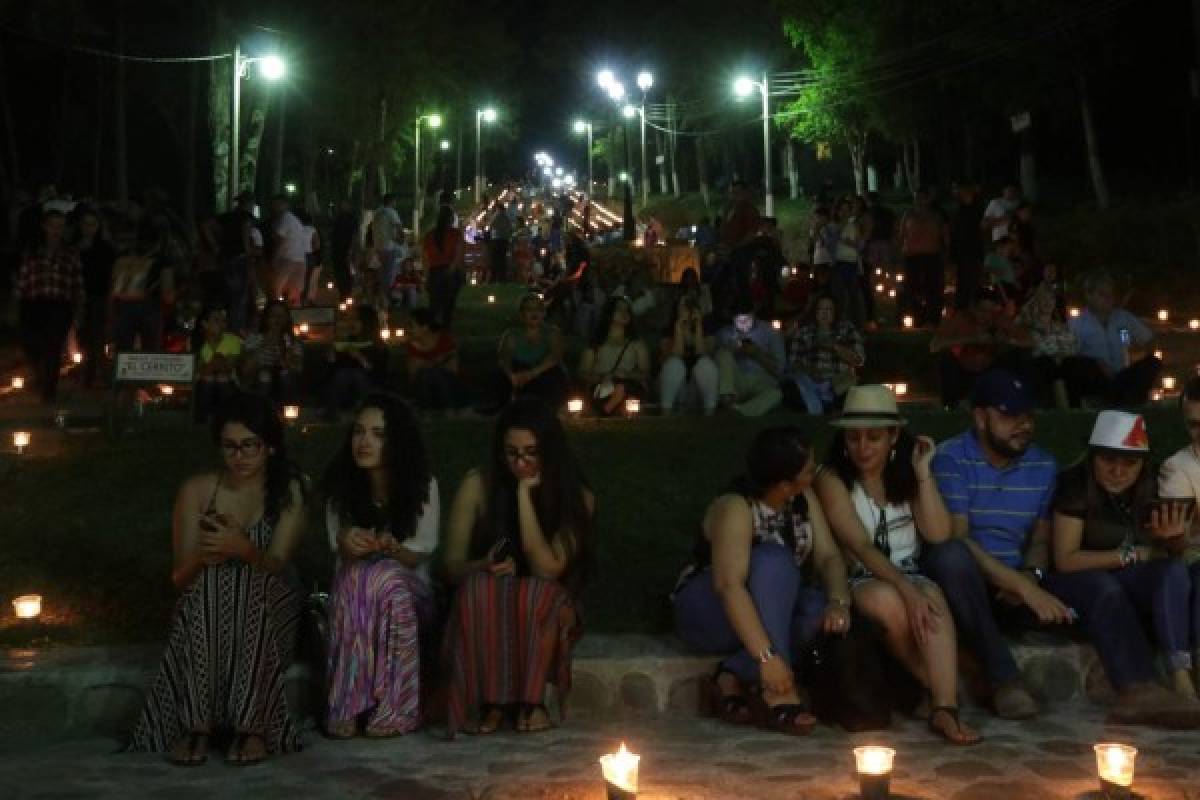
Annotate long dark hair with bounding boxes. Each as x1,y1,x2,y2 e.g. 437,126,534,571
322,393,431,542
211,393,302,521
479,397,593,581
825,427,919,506
192,303,228,355
590,296,636,348
728,426,812,499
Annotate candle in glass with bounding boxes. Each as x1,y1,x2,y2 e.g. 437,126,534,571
1094,743,1136,798
599,743,640,800
853,746,895,800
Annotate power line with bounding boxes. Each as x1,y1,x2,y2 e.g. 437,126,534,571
1,24,232,63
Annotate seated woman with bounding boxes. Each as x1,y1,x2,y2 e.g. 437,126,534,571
578,296,651,416
1044,410,1200,724
814,385,980,745
192,305,242,424
480,292,569,413
659,293,719,415
673,426,852,735
241,300,304,405
442,397,594,735
324,305,388,421
782,294,864,415
129,393,305,765
323,394,439,738
403,307,471,412
1015,264,1086,408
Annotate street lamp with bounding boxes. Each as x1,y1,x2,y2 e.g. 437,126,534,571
734,72,773,217
637,71,654,92
574,119,593,193
607,82,625,102
475,107,498,203
597,69,615,90
440,139,450,151
230,46,286,205
413,111,442,235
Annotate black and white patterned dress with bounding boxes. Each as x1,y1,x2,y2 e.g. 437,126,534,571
129,510,303,753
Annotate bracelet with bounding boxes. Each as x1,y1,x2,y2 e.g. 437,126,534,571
758,645,777,663
1118,543,1138,567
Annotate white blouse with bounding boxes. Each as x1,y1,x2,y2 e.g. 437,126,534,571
326,477,440,586
849,482,921,579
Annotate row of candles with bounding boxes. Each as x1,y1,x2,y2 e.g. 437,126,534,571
599,740,1139,799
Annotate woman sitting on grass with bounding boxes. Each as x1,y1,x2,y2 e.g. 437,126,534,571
814,385,980,745
323,394,439,739
673,427,852,736
192,304,242,424
130,393,306,766
442,397,594,735
241,300,303,406
659,292,719,415
481,292,569,413
324,305,388,422
577,295,650,416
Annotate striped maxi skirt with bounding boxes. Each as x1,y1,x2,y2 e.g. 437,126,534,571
128,554,303,753
326,558,432,732
443,571,580,737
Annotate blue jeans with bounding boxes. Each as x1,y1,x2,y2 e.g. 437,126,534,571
780,372,828,415
1044,560,1193,689
673,542,827,683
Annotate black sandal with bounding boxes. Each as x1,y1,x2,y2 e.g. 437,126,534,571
749,691,816,736
928,706,982,746
167,731,208,767
702,667,751,725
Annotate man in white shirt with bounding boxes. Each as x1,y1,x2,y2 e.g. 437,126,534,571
270,195,308,306
1065,271,1161,406
370,194,403,297
981,184,1020,237
1158,380,1200,680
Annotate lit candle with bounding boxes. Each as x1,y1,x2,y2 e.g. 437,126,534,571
283,405,300,422
853,746,895,800
71,352,83,365
1190,319,1200,331
790,266,799,276
395,328,406,338
875,267,882,276
380,328,392,341
12,430,30,455
299,323,310,335
12,594,41,620
1069,307,1081,318
338,302,347,312
292,325,301,336
487,294,496,304
894,383,909,397
1154,349,1164,360
1158,309,1169,322
567,397,584,415
895,273,905,283
902,315,914,329
159,384,175,397
326,281,335,290
10,376,23,390
887,289,896,298
1164,375,1177,391
345,297,354,306
625,397,641,415
1152,389,1164,403
470,276,479,286
875,283,885,293
599,742,640,799
772,319,783,331
1094,743,1136,797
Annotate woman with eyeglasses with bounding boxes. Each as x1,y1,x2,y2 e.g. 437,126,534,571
441,397,594,735
130,393,306,766
322,394,438,738
813,385,980,745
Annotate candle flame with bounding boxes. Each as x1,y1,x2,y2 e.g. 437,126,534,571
1095,743,1136,788
854,746,895,776
600,742,640,793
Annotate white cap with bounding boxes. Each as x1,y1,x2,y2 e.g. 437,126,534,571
1088,410,1149,454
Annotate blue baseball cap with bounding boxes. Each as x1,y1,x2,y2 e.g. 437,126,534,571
972,369,1036,415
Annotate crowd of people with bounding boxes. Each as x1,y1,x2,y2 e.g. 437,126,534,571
125,370,1200,766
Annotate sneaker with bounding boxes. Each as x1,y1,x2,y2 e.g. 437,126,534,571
993,682,1038,720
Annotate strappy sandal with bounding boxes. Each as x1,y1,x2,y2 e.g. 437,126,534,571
749,690,816,736
701,667,751,725
167,731,209,767
516,703,553,733
226,732,267,767
928,706,982,746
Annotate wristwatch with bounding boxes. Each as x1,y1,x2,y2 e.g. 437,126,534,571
1024,567,1045,584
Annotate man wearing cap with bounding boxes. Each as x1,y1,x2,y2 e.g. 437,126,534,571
1065,271,1160,407
923,369,1072,719
1158,377,1200,685
930,287,1033,411
1045,410,1200,724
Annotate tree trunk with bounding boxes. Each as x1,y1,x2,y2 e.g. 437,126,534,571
271,89,286,196
786,139,799,199
847,132,867,194
183,62,198,226
1078,74,1110,210
114,13,129,208
657,131,668,194
696,135,710,209
668,99,680,197
208,52,232,212
238,95,268,197
607,126,618,200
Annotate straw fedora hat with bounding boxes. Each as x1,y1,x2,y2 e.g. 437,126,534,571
830,384,907,428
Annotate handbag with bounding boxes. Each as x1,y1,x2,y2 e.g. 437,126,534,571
592,340,633,400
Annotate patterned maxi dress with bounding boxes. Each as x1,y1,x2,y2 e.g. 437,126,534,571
129,514,303,753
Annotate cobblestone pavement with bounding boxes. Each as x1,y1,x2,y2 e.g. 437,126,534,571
2,708,1198,799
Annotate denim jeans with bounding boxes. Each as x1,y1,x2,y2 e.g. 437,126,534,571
1044,560,1193,689
674,542,827,684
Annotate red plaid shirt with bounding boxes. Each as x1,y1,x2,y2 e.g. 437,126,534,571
15,247,83,304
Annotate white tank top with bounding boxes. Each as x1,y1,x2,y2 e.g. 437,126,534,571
849,482,920,579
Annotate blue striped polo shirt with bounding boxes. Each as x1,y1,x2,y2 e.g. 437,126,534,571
932,430,1058,568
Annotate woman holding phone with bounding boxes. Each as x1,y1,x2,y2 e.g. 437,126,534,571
1044,411,1200,721
323,394,439,738
130,393,306,765
441,397,594,735
814,385,980,745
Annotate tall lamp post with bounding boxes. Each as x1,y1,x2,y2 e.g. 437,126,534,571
231,46,285,205
474,107,497,204
413,111,442,235
573,119,593,195
598,68,654,209
734,72,773,217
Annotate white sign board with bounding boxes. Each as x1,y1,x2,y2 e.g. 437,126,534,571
114,352,195,383
291,306,336,327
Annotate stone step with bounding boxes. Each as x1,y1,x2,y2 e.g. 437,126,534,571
0,634,1112,740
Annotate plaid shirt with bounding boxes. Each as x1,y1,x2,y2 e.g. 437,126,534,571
786,321,864,383
15,247,83,304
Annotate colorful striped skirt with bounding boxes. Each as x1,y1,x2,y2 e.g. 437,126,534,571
326,559,432,733
442,571,580,737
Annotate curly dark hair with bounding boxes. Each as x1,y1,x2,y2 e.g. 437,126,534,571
729,426,813,498
211,392,303,521
322,393,431,541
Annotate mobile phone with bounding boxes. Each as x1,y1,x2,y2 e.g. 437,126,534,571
492,538,515,564
1118,328,1131,346
1142,497,1197,524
